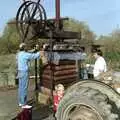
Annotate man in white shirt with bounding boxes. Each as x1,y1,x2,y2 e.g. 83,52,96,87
93,49,107,80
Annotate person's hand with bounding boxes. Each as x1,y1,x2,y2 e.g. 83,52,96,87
40,50,45,57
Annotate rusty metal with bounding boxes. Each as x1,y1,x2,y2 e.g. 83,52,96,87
16,0,46,42
55,0,60,30
15,0,81,42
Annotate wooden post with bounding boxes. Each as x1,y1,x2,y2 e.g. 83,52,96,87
35,59,38,90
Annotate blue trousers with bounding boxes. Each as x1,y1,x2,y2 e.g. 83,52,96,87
79,68,88,80
18,70,29,105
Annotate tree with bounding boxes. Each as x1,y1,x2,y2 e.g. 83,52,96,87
0,19,19,54
95,29,120,70
63,18,96,52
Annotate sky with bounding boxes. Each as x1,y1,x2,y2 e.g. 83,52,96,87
0,0,120,36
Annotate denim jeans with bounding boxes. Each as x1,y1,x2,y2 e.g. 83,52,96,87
18,70,29,105
79,68,88,80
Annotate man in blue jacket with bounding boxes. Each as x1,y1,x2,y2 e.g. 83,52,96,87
16,43,44,109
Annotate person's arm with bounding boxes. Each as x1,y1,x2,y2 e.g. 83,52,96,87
93,60,101,77
40,50,48,65
93,58,106,78
26,52,40,60
28,44,40,53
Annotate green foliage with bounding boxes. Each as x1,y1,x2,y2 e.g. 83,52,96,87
0,19,19,54
0,54,16,86
64,18,96,42
96,29,120,71
64,19,88,32
63,18,95,53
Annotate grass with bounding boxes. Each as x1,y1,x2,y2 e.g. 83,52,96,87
0,54,16,86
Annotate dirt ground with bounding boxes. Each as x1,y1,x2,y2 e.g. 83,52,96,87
32,104,55,120
0,79,55,120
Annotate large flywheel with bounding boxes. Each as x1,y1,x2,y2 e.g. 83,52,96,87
16,0,47,42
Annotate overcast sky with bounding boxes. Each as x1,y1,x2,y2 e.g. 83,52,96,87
0,0,119,36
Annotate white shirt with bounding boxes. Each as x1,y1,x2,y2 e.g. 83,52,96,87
93,56,107,77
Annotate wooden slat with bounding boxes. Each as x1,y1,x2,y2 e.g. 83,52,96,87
44,65,76,71
42,78,77,84
58,60,76,65
43,69,77,76
42,74,77,81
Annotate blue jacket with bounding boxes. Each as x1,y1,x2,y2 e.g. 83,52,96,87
17,51,40,71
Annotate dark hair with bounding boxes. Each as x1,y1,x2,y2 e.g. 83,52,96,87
19,47,24,51
93,49,103,56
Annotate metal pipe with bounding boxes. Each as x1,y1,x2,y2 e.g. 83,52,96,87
49,30,54,96
55,0,60,29
35,59,38,90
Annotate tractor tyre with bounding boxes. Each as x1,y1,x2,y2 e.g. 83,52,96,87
56,87,119,120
